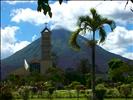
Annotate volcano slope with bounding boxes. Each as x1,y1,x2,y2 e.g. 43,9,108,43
1,28,133,79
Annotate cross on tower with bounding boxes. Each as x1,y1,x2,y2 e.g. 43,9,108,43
44,22,48,28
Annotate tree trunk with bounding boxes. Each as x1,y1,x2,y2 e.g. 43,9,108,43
91,31,96,100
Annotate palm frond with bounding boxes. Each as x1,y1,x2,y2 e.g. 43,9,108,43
69,28,82,50
85,16,92,28
90,8,97,19
102,19,116,31
109,21,116,31
99,27,106,43
77,16,92,35
77,16,87,27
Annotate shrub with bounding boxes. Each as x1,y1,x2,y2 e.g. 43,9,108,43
119,84,131,99
130,88,133,98
69,81,81,89
48,87,55,95
18,86,30,100
0,85,13,100
80,90,85,94
95,84,107,100
96,77,104,85
126,76,133,83
106,88,120,98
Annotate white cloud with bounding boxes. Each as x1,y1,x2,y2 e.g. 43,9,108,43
6,1,133,60
1,26,30,59
100,26,133,60
123,52,133,60
11,8,45,25
12,41,30,53
5,1,35,5
10,1,132,30
32,34,37,41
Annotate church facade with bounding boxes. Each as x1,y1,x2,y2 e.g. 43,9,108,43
40,27,52,74
11,26,52,76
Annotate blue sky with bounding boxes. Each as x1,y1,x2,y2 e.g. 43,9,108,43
1,1,133,60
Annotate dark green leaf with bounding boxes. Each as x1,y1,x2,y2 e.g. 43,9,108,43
48,11,52,18
37,6,41,12
99,27,106,43
59,0,63,5
43,10,47,15
69,29,81,50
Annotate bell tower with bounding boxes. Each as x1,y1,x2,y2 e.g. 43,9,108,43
40,23,52,74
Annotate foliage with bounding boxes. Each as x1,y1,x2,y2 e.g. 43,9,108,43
37,0,133,18
106,88,120,98
26,73,45,83
0,85,13,100
18,86,30,100
69,81,81,89
108,58,130,82
118,84,132,99
47,87,55,100
125,0,133,12
37,0,67,18
48,87,55,95
77,59,91,74
85,73,91,88
96,77,104,85
45,67,65,84
125,76,133,83
64,68,86,85
6,74,21,87
69,8,116,100
95,84,107,100
69,8,116,50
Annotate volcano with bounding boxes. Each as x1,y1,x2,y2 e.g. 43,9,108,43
1,28,132,79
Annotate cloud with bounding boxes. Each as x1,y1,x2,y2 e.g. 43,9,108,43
11,8,45,25
96,1,133,25
32,34,37,41
123,52,133,60
5,1,35,5
100,26,133,60
1,26,30,59
10,1,132,30
6,1,133,59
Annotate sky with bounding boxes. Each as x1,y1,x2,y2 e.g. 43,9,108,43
1,0,133,60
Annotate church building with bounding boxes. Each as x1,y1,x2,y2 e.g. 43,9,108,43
11,25,52,76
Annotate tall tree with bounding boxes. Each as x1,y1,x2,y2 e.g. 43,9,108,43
108,58,130,82
69,8,116,100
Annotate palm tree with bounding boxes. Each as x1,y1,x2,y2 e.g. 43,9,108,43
70,8,116,100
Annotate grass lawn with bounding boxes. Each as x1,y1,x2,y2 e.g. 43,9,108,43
17,98,133,100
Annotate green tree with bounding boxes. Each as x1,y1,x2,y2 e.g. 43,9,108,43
45,67,65,85
64,68,85,85
69,8,116,100
108,58,130,82
77,59,91,74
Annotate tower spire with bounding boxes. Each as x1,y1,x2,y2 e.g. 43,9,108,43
40,22,52,74
41,22,50,33
44,22,48,28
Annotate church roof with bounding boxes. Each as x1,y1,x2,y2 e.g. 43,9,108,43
41,27,50,33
